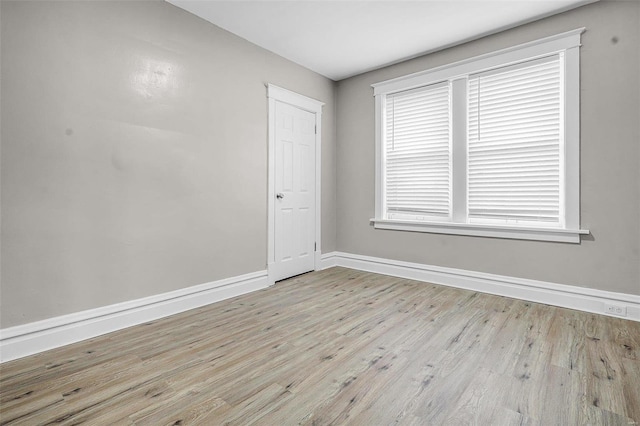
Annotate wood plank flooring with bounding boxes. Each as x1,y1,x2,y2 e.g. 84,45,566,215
1,267,639,425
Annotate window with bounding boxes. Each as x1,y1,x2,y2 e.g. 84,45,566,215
386,83,451,221
372,29,588,243
467,56,562,226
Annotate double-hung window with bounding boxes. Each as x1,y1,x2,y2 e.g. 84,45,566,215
372,29,589,243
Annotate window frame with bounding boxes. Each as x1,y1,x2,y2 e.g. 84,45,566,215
372,28,589,243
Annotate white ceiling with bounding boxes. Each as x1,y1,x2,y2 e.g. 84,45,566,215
167,0,595,81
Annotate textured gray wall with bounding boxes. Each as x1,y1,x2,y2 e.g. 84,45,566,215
0,0,336,327
336,1,640,295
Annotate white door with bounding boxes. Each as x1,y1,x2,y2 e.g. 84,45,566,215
273,101,316,281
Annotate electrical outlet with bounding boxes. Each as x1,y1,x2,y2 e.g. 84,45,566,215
604,303,627,317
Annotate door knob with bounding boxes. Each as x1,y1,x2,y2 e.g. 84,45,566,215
276,193,284,199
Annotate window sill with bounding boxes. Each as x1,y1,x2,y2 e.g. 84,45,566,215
370,218,589,243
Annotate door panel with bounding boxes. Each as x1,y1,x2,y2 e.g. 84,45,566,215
274,101,316,281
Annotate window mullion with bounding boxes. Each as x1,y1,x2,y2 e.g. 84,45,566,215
451,78,468,223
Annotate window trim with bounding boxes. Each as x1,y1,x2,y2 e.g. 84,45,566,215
372,28,589,243
372,219,589,243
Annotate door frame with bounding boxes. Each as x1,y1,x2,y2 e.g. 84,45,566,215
267,84,324,285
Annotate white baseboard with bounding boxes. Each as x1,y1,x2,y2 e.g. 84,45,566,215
320,251,640,322
4,254,637,363
319,252,339,270
0,270,269,363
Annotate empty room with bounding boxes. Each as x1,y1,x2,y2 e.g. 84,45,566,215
1,0,639,424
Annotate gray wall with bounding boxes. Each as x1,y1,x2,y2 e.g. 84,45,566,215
0,0,336,328
2,0,638,330
336,0,640,295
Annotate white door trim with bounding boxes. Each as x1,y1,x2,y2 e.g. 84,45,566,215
267,84,324,285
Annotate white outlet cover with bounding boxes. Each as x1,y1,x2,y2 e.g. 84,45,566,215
604,303,627,317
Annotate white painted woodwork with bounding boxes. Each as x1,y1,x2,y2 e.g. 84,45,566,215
273,101,317,281
267,84,323,285
320,251,640,322
372,29,588,243
0,271,269,362
3,251,639,362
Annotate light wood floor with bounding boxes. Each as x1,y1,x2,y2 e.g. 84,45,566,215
1,267,639,425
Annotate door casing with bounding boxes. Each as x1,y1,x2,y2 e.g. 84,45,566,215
267,84,324,285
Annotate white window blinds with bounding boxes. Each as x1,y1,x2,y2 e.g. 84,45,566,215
385,83,451,219
467,55,563,225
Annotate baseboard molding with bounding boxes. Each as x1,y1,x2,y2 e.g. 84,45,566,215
319,252,339,270
4,254,637,363
320,251,640,322
0,270,270,363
